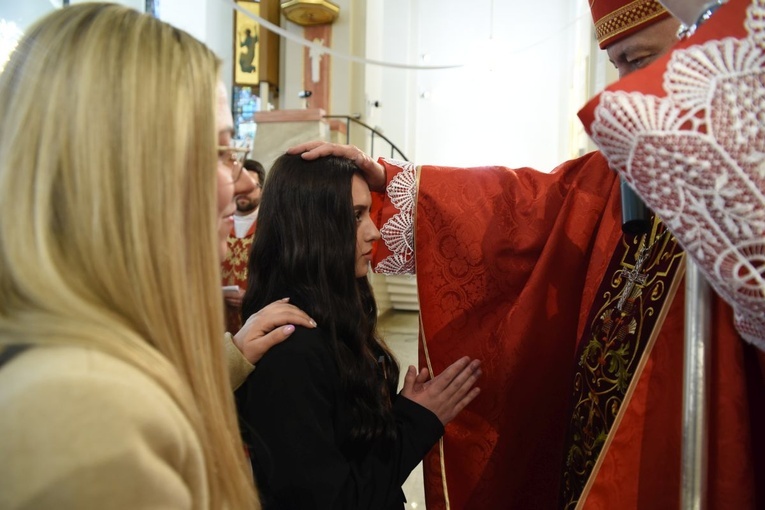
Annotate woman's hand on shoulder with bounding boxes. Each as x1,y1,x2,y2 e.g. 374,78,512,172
233,298,317,364
400,356,482,425
287,141,386,193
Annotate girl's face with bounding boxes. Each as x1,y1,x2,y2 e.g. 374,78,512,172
352,174,381,278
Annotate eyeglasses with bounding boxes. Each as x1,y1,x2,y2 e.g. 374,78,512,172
218,142,251,182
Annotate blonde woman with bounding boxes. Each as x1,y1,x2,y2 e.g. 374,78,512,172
0,4,312,508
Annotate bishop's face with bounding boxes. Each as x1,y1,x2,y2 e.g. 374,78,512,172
606,16,682,78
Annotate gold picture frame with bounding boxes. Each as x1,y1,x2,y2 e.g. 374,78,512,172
234,0,260,87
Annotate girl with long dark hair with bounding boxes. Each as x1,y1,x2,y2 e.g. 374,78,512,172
236,153,481,509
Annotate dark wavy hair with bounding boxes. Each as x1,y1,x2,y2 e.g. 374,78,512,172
241,153,400,443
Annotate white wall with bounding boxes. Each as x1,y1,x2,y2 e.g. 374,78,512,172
224,0,592,170
0,0,142,33
375,0,585,170
69,0,144,11
2,0,601,172
159,0,235,92
376,0,418,162
1,0,64,31
0,0,144,71
0,0,53,70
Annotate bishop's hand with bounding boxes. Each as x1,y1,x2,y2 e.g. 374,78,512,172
287,141,386,193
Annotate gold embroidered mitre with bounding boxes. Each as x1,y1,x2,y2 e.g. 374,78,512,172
589,0,671,48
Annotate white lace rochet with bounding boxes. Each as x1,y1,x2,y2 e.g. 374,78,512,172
590,0,765,350
374,159,417,275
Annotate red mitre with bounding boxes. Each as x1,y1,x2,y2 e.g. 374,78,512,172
590,0,671,48
578,0,765,349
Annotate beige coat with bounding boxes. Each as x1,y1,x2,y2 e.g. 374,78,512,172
0,334,253,509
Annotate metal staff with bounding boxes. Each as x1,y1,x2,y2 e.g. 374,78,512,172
681,259,711,510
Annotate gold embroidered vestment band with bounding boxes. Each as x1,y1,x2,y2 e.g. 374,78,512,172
559,216,685,508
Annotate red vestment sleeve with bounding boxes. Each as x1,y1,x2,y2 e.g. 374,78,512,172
372,154,621,508
372,153,765,509
415,155,622,509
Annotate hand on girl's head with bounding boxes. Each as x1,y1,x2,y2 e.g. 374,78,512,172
285,141,386,192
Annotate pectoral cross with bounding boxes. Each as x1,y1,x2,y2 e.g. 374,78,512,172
617,249,649,311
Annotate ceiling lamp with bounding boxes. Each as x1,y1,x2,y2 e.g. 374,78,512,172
281,0,339,26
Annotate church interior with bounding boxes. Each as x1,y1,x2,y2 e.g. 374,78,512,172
3,1,706,509
0,0,615,320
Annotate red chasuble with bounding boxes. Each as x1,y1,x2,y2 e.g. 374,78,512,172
221,222,256,332
580,0,765,351
371,149,765,508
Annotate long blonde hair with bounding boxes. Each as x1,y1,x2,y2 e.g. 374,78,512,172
0,4,258,507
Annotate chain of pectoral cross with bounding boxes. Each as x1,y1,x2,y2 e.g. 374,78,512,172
617,229,669,311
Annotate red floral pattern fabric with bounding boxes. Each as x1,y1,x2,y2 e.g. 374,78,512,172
370,152,764,508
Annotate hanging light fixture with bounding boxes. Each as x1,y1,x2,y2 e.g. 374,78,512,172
281,0,339,26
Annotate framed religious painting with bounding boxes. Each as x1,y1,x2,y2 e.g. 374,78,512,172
233,0,260,87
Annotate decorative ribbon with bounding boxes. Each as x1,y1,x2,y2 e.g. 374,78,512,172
227,0,464,70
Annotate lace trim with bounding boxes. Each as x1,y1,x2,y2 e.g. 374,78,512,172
374,159,417,275
590,0,765,348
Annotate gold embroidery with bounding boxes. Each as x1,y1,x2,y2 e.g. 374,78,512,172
221,234,254,287
560,217,684,509
594,0,666,45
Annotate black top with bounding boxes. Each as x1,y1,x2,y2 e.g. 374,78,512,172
235,326,444,510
